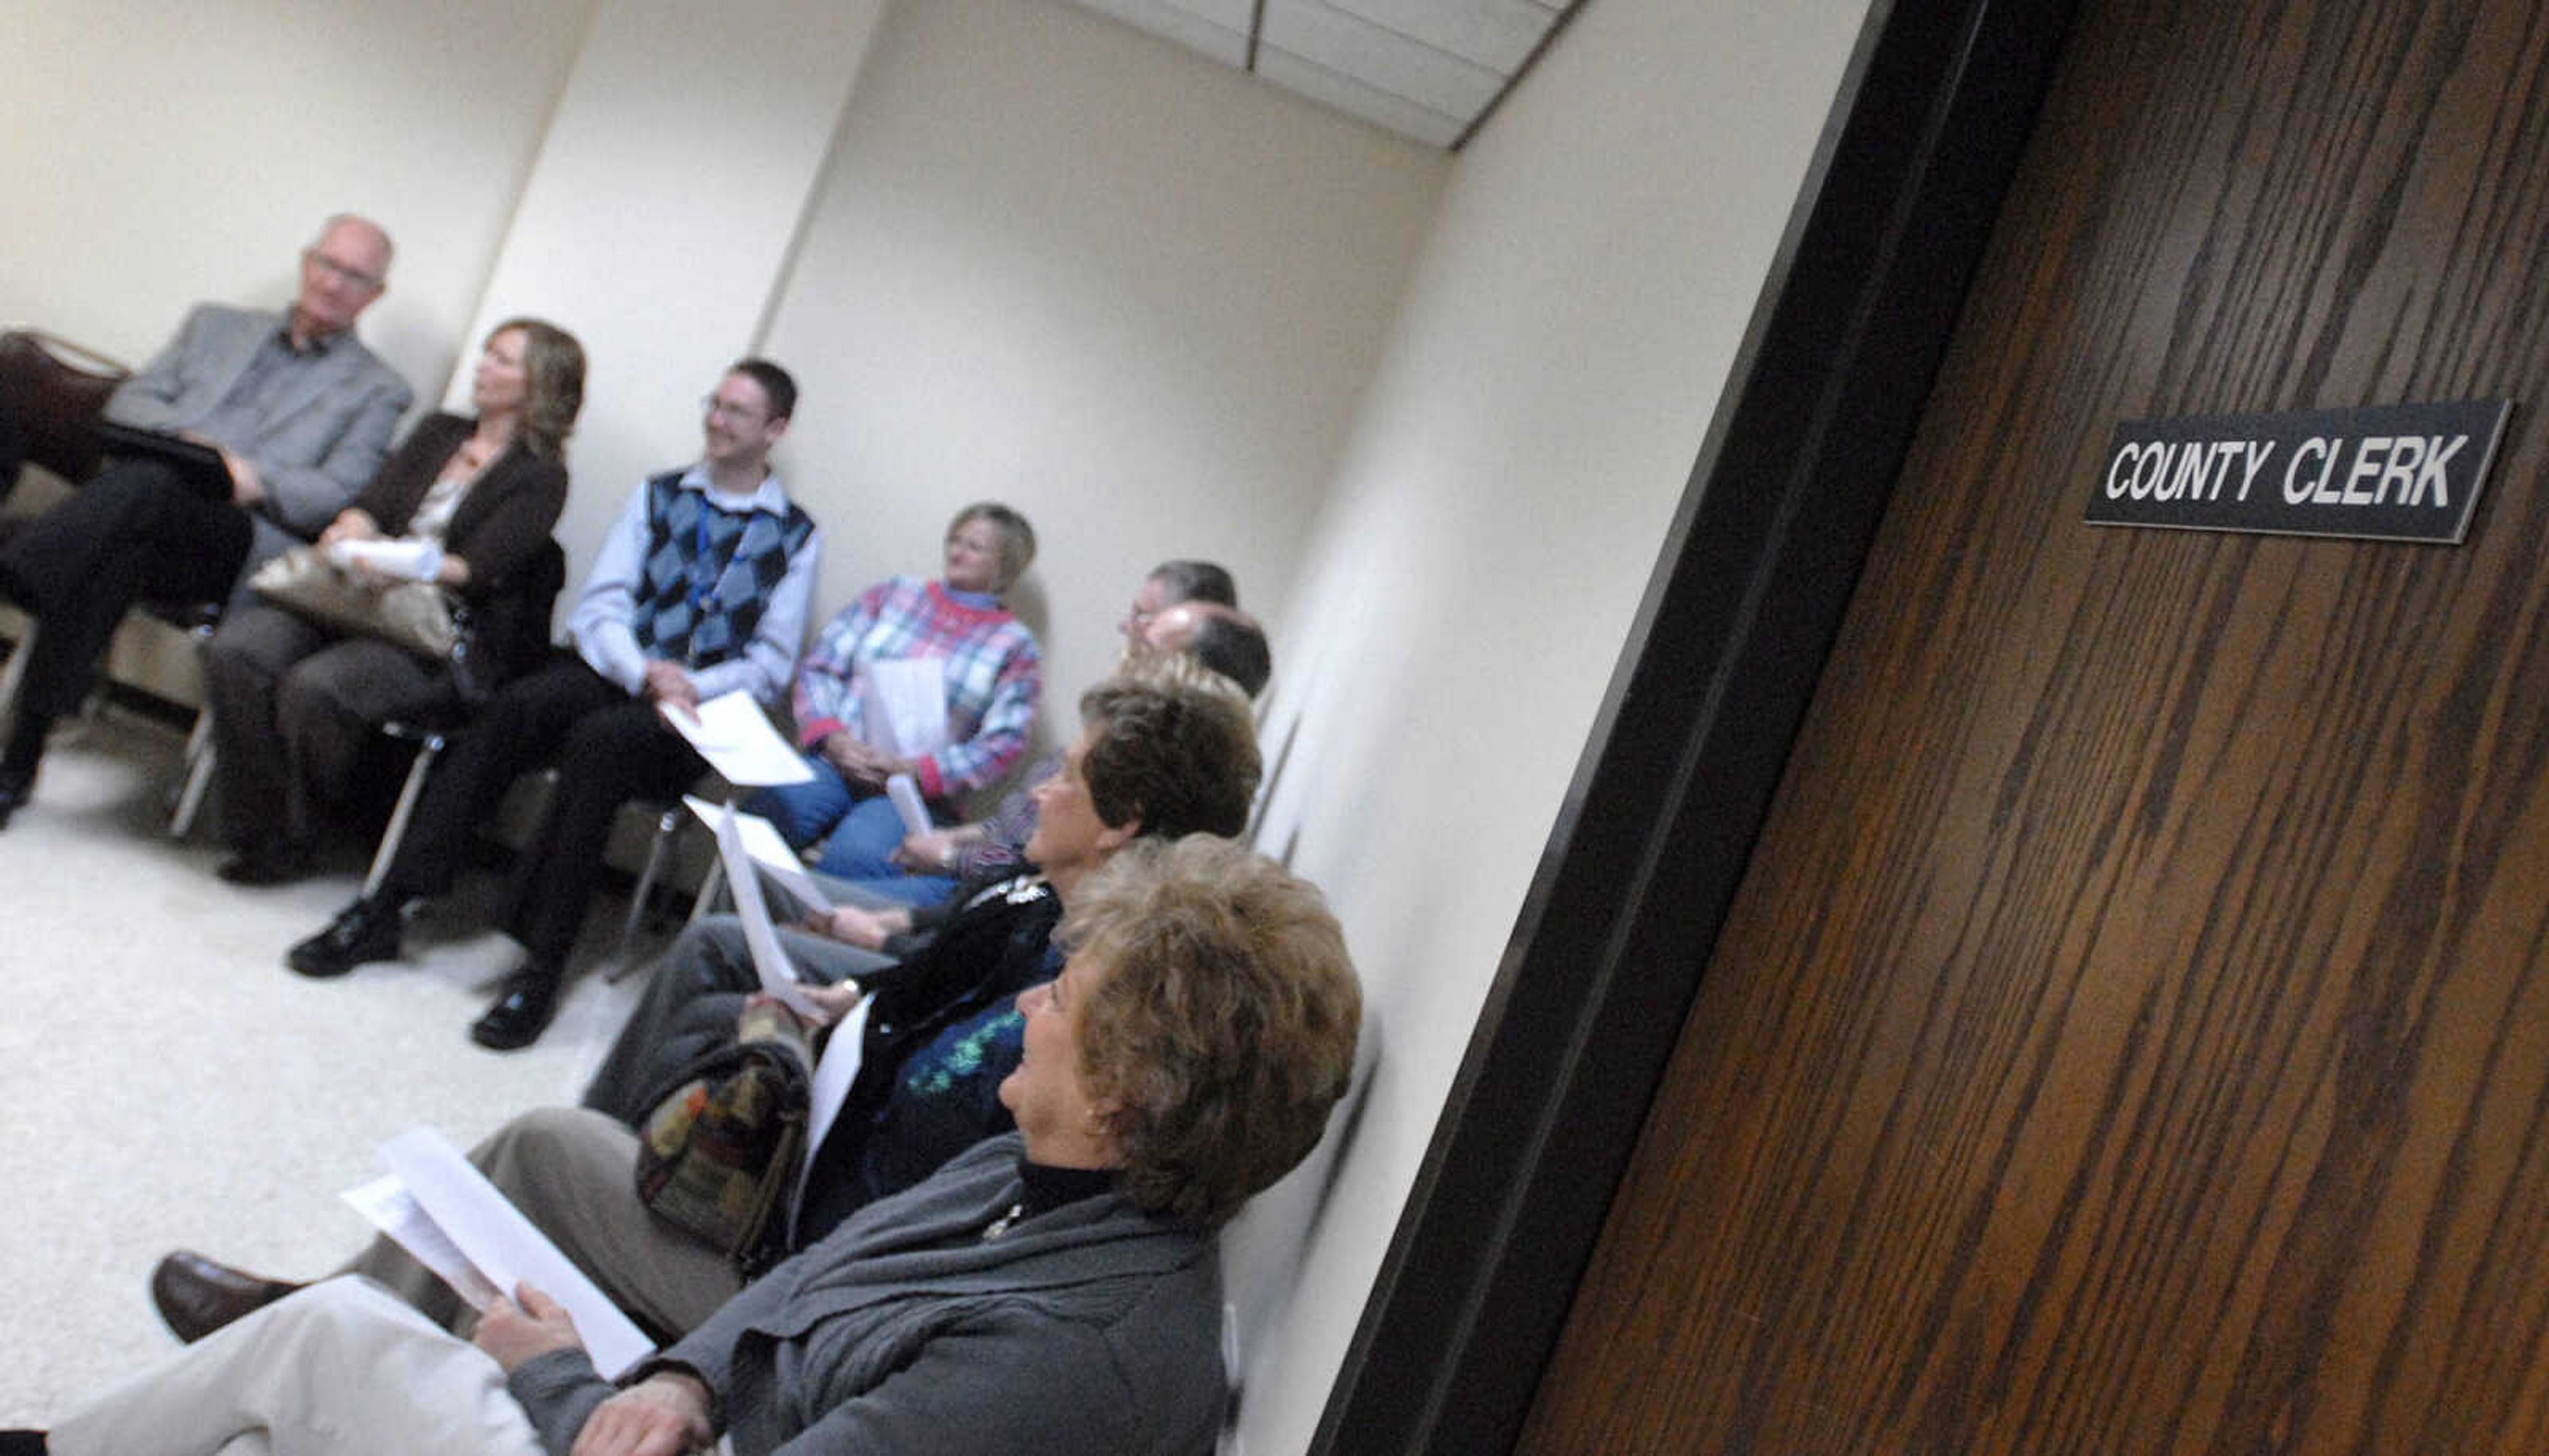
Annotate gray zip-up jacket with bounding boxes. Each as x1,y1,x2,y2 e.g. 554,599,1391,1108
509,1133,1226,1456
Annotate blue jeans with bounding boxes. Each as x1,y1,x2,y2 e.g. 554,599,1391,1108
830,865,961,908
749,760,959,903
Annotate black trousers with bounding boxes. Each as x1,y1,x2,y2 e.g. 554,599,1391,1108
0,401,26,503
0,459,250,723
374,657,706,978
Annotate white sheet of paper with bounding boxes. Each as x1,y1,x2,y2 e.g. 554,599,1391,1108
795,996,872,1214
376,1126,655,1379
884,772,932,840
861,660,950,761
661,690,816,787
341,1173,504,1313
685,795,832,915
329,538,439,579
717,806,824,1020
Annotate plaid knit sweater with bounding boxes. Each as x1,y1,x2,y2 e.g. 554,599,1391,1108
791,575,1042,800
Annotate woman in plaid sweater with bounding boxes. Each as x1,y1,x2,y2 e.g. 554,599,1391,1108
753,502,1042,879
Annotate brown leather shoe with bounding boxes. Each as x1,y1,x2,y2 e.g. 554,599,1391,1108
149,1250,303,1343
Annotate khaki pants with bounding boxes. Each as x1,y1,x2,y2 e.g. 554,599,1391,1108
49,1278,543,1456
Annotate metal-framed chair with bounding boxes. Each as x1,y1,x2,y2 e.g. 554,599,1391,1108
3,328,224,828
0,328,126,486
366,722,695,959
617,796,694,956
362,716,453,897
0,594,226,834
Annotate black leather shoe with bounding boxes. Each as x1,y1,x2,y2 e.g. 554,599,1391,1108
286,897,402,978
0,767,31,832
217,841,316,887
150,1250,303,1343
470,967,560,1051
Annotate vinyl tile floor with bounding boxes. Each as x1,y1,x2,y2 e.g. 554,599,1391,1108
0,709,660,1425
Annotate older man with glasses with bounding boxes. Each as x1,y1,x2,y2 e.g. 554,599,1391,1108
0,214,414,828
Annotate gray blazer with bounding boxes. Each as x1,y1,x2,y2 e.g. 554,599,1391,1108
510,1133,1228,1456
104,301,413,587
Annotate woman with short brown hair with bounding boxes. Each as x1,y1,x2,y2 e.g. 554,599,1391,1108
1064,834,1363,1226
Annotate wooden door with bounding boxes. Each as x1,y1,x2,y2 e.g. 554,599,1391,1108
1518,0,2549,1451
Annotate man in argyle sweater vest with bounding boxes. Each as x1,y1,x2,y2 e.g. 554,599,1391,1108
285,360,823,1050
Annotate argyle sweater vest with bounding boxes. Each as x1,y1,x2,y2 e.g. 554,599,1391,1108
632,471,816,670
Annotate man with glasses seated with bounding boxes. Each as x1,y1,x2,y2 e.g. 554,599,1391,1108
0,214,413,828
285,360,822,1053
1118,558,1235,642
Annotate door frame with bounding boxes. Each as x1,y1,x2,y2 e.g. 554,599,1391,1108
1305,1,2082,1451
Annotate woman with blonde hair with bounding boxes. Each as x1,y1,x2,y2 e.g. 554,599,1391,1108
200,317,584,885
753,501,1042,888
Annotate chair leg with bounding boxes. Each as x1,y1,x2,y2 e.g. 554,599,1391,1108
167,617,224,836
613,804,684,962
167,713,216,838
0,619,33,740
688,858,727,925
364,733,443,900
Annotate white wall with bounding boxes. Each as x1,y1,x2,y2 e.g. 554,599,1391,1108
451,0,888,607
1,0,1440,777
1236,0,1875,1449
0,0,599,409
761,0,1447,748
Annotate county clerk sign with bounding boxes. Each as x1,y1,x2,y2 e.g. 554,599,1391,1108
2088,400,2513,543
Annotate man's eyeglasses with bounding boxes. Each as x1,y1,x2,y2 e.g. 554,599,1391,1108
702,396,767,425
303,250,384,292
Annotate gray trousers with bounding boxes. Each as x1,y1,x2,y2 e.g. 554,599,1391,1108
579,913,895,1126
200,599,455,851
336,913,904,1343
341,1105,743,1342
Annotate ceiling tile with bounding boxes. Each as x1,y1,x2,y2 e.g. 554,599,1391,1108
1323,0,1557,74
1253,43,1468,147
1164,0,1258,27
1063,0,1567,147
1261,1,1505,119
1071,0,1250,66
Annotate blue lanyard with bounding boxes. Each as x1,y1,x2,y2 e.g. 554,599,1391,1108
690,507,728,613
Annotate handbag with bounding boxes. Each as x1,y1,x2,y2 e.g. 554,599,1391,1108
246,545,461,660
0,328,129,482
632,995,817,1271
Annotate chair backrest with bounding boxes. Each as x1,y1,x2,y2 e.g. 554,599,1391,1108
527,534,569,601
480,536,572,678
1,329,128,482
522,535,570,634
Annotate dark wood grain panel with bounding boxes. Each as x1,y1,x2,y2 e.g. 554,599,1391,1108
1520,0,2549,1451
